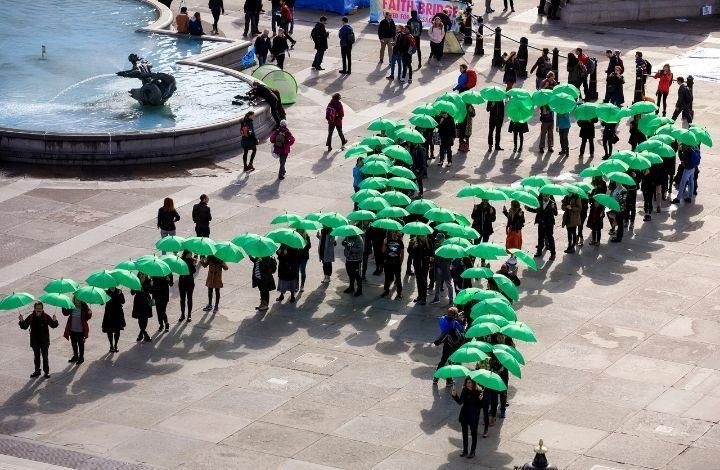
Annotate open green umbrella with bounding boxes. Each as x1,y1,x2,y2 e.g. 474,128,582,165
389,165,416,179
402,221,433,236
606,171,637,186
74,286,111,305
155,235,186,253
115,259,137,271
318,212,349,229
183,237,217,256
359,196,390,211
596,103,622,123
232,232,261,247
573,181,594,193
434,365,471,380
573,102,598,121
449,345,489,363
465,321,501,338
553,83,580,100
412,103,439,116
455,288,506,305
549,93,576,114
494,343,525,365
480,85,507,102
351,188,381,203
458,227,480,240
471,314,510,327
267,228,308,249
39,293,74,309
377,206,409,219
522,186,540,197
135,255,172,277
579,166,603,178
0,292,35,311
86,270,120,289
436,222,469,238
358,176,389,190
433,100,459,116
501,321,537,342
435,244,466,259
212,242,245,264
689,124,713,147
461,267,494,279
461,90,486,104
457,184,487,198
44,278,79,294
395,128,425,144
371,218,403,231
347,210,376,222
506,98,535,123
539,184,568,196
359,135,394,148
564,184,589,199
630,100,658,115
367,118,396,132
481,188,510,202
382,145,413,165
655,123,676,136
471,298,517,321
387,177,419,191
331,225,364,237
382,191,412,207
271,212,303,225
636,140,675,157
507,88,533,100
424,208,456,223
508,249,538,271
110,269,142,290
493,349,522,378
492,273,519,301
597,159,629,174
454,212,472,228
638,115,667,136
242,236,279,258
593,193,621,211
466,242,507,260
364,154,393,166
408,114,437,129
495,186,517,198
671,128,699,146
521,175,551,188
612,152,651,170
360,161,390,176
532,89,553,107
344,145,374,159
443,237,473,249
290,219,323,231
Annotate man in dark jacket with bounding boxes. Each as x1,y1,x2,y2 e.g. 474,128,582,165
382,231,405,299
672,76,694,124
471,200,496,242
528,194,557,259
19,303,59,378
311,16,329,70
342,235,364,296
378,12,396,64
254,30,271,66
406,10,423,68
411,143,427,197
192,194,212,237
487,100,505,151
437,111,456,167
243,0,260,36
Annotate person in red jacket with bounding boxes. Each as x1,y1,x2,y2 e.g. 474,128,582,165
270,120,296,180
653,64,674,117
62,297,92,366
326,93,348,152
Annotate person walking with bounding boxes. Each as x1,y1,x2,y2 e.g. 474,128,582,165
487,100,505,151
326,93,348,151
242,0,260,36
278,1,296,47
502,201,525,250
556,112,571,156
157,197,180,248
318,226,336,283
529,48,552,89
178,250,197,322
19,302,58,379
529,194,557,260
131,274,153,342
431,233,454,304
254,30,271,66
101,287,125,353
432,307,464,384
653,64,673,116
538,105,554,153
410,235,431,305
241,111,258,172
151,274,172,332
338,17,354,75
270,120,296,180
201,255,228,313
342,234,364,296
208,0,224,35
452,378,483,459
578,117,597,158
503,52,518,90
311,16,329,70
378,12,396,64
406,10,423,68
271,29,290,69
437,111,455,167
428,17,445,64
62,297,92,365
673,144,701,204
672,76,694,124
381,231,405,299
192,194,212,237
252,256,277,312
561,193,581,253
276,245,299,303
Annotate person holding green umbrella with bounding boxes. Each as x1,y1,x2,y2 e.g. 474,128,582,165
538,101,554,153
296,230,311,293
178,250,197,323
409,235,432,305
342,234,364,296
451,376,483,458
608,182,627,243
276,244,299,303
151,273,173,332
381,231,405,299
432,306,465,386
436,111,455,167
431,232,454,305
131,274,153,342
556,112,572,157
318,226,336,284
19,302,59,379
487,99,505,151
410,142,427,198
560,192,581,253
586,197,606,246
251,255,277,312
101,287,125,353
62,296,92,365
527,194,557,260
578,117,597,158
200,255,228,313
502,201,525,250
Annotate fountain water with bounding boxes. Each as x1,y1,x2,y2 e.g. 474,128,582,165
49,74,117,103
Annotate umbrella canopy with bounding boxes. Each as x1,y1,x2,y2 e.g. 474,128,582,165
460,90,486,104
377,206,409,219
358,177,388,190
242,236,279,258
266,228,308,249
449,345,489,363
412,103,438,116
86,270,120,289
135,255,172,277
457,184,487,198
443,237,473,249
434,365,471,380
344,145,374,158
671,128,699,146
480,85,507,102
39,293,74,309
579,166,603,178
506,88,533,100
573,102,598,121
636,140,675,157
506,98,535,123
539,184,568,196
115,259,137,271
532,89,553,107
563,184,589,199
402,221,433,236
501,321,537,342
638,114,669,136
212,242,245,263
290,219,323,230
510,190,539,209
387,177,419,191
480,188,510,201
596,103,622,123
454,288,507,305
155,235,186,253
471,314,510,327
689,124,713,147
183,237,217,256
466,321,502,338
389,165,416,179
364,154,393,166
351,188,381,203
493,349,522,378
406,199,438,215
360,161,390,176
270,212,303,225
630,100,658,115
491,273,519,301
508,249,538,271
606,171,637,186
44,278,79,294
435,244,466,259
521,175,551,188
549,93,576,114
331,225,364,237
469,369,507,391
109,269,142,290
432,100,459,116
424,208,456,223
436,222,470,238
471,298,518,321
408,114,438,129
466,242,507,260
593,193,621,211
318,212,349,229
461,267,494,279
382,145,413,165
359,135,394,148
74,286,110,305
367,118,396,132
597,159,629,174
612,152,651,170
358,196,390,212
0,292,35,311
453,212,472,227
371,218,404,231
347,210,376,222
382,191,412,207
553,83,580,100
395,128,425,144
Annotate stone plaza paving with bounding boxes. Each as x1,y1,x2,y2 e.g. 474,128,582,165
1,0,720,468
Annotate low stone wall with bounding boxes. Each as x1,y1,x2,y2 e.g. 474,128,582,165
560,0,719,24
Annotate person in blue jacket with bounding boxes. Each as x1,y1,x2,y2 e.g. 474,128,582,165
432,307,465,385
453,64,469,92
189,12,205,36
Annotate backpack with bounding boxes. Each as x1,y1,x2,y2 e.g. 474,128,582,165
586,58,596,76
465,69,477,89
578,61,588,79
689,147,701,167
325,105,337,123
346,28,356,45
274,130,286,148
644,59,652,75
408,20,421,37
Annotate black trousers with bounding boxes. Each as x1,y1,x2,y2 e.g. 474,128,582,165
656,91,668,115
346,261,362,291
137,317,149,338
413,36,421,65
276,54,285,70
591,228,601,244
384,262,402,294
461,421,479,454
243,147,256,168
155,298,169,327
260,288,270,305
626,191,637,225
243,13,259,35
414,261,429,300
537,224,555,255
579,137,594,155
208,288,220,308
371,239,385,272
488,121,501,147
362,251,371,278
436,343,453,370
70,331,84,359
195,226,210,237
32,345,49,373
504,0,514,9
513,131,524,150
211,9,221,30
179,283,194,316
341,46,352,73
327,124,346,147
643,190,654,214
613,212,624,241
566,226,577,248
322,262,332,276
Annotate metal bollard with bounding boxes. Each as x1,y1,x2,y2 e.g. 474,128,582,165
517,37,529,79
551,48,559,82
474,16,485,56
586,57,598,101
519,440,558,470
492,27,502,67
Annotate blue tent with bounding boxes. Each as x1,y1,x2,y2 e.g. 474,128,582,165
295,0,369,15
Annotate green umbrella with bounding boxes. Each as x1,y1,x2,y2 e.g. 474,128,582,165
553,83,580,100
110,269,142,290
630,100,658,115
358,196,390,211
466,242,507,260
507,88,533,100
453,212,472,228
364,154,393,166
455,288,506,305
434,365,471,380
371,218,403,231
271,212,303,225
352,189,381,203
521,175,551,188
424,208,456,223
360,161,390,176
443,237,473,249
382,145,413,165
480,188,510,202
183,237,217,256
507,249,538,271
74,286,111,305
395,128,425,144
347,210,376,222
494,186,517,198
435,244,466,259
506,98,535,123
636,140,675,157
493,349,522,378
593,193,620,211
367,118,396,132
470,369,507,391
596,103,622,123
549,93,576,114
344,145,374,159
573,102,598,121
471,298,517,321
461,90,486,104
655,123,676,136
39,293,74,309
412,103,439,116
267,229,308,249
436,222,469,238
613,153,651,170
377,206,409,219
461,267,494,279
480,85,507,102
387,177,419,191
471,314,510,327
563,184,589,199
232,232,261,247
319,212,349,229
449,345,489,363
44,278,79,294
457,184,487,198
466,321,501,338
242,236,279,258
492,273,519,301
501,321,537,342
359,135,394,148
408,114,437,129
671,128,699,146
331,225,364,237
135,255,172,277
402,221,433,236
433,100,459,116
389,165,416,179
358,176,389,190
0,292,35,311
597,159,629,174
459,227,480,240
689,124,713,147
606,171,636,186
212,242,245,264
115,259,137,271
574,181,594,193
382,191,412,207
579,166,603,178
290,219,323,231
539,184,568,196
510,190,540,209
532,89,553,107
522,186,541,197
155,235,186,253
638,114,666,136
495,344,526,366
86,270,120,289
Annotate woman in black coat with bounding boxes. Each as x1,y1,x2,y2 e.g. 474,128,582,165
276,245,299,303
151,275,173,332
252,256,277,312
19,302,59,378
452,377,483,458
131,274,153,343
102,287,126,353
